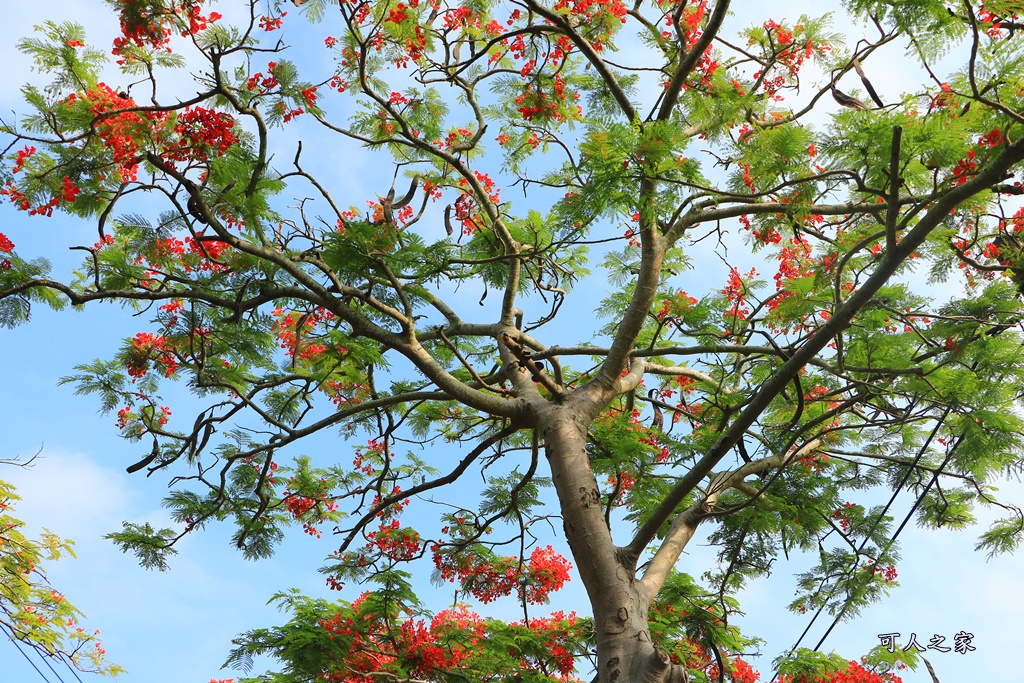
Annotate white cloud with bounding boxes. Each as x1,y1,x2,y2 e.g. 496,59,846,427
3,449,136,539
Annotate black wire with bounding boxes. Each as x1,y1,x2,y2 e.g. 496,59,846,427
809,430,963,651
769,410,954,681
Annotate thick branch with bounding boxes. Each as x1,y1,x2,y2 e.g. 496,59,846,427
625,133,1024,559
657,0,731,121
636,440,819,596
523,0,636,121
884,126,903,250
575,181,665,415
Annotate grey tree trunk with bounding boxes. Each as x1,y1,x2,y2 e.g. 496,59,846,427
539,403,689,683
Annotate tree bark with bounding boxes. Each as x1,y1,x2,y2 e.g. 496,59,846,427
538,403,688,683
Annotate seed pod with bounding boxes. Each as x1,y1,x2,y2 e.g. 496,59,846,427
187,195,208,224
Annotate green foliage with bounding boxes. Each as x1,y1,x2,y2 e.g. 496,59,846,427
17,21,106,94
773,648,853,681
4,1,1024,682
0,478,124,675
224,586,591,683
975,513,1024,557
649,572,761,666
105,521,179,570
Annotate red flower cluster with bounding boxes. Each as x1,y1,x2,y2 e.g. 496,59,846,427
804,384,839,409
748,19,829,100
126,331,179,378
722,267,756,321
301,87,318,108
270,306,336,360
794,446,829,472
654,290,698,321
553,0,628,26
11,176,81,218
386,2,410,24
12,145,36,173
517,611,581,678
442,5,475,31
979,6,1018,38
112,0,173,55
607,471,636,504
367,520,422,560
765,237,815,317
951,149,977,186
432,544,572,604
111,0,222,59
182,2,221,35
246,62,280,93
284,491,338,538
139,233,232,274
978,128,1004,147
523,546,573,603
64,84,169,181
164,106,236,162
739,163,757,193
259,13,285,31
317,603,493,682
115,406,133,430
862,560,898,584
514,83,580,123
351,439,384,475
315,601,583,683
515,87,555,122
778,660,902,683
832,502,857,532
731,657,761,683
329,74,349,93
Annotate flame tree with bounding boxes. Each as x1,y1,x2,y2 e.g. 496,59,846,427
2,0,1024,681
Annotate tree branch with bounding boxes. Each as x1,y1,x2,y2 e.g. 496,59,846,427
624,134,1024,560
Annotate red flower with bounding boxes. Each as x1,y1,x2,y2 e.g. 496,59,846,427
61,176,81,203
979,128,1004,147
12,145,36,173
258,13,286,31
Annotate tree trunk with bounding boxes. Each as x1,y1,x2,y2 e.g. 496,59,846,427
538,403,688,683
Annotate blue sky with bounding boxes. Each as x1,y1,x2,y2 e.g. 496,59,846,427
2,1,1023,682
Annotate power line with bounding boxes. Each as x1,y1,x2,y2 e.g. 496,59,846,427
0,622,55,683
770,412,956,681
36,641,71,683
63,652,87,683
809,431,963,652
1,618,90,683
